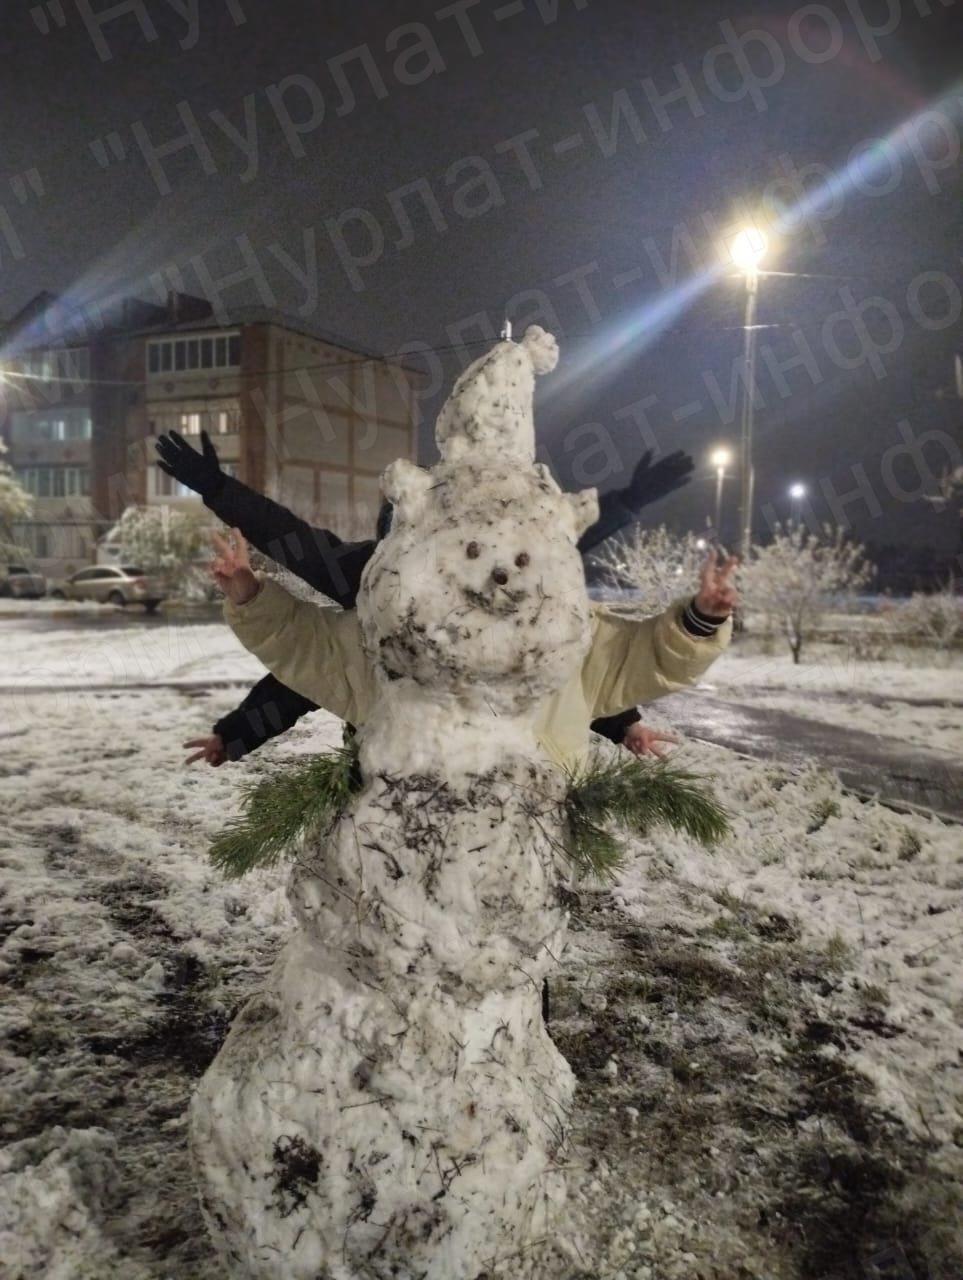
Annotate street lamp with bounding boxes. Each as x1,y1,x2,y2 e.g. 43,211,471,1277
728,225,770,559
709,446,732,538
788,481,807,525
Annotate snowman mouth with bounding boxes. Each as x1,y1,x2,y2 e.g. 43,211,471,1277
461,585,528,617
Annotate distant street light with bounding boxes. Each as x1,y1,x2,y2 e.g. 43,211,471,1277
729,227,769,273
728,225,770,559
709,446,732,540
788,481,807,525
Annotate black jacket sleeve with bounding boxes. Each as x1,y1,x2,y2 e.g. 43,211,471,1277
590,706,641,745
213,674,319,761
203,472,376,607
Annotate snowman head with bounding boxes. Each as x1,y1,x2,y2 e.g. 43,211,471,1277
360,459,597,712
359,326,597,713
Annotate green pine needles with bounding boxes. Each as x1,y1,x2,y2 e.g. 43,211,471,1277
208,739,728,887
563,754,730,883
209,741,362,879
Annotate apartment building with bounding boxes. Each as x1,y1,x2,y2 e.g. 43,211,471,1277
117,312,419,540
1,293,420,576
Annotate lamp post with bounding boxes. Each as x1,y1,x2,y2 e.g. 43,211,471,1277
788,481,806,526
729,226,769,559
709,446,732,540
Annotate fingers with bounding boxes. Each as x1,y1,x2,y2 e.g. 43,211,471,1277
230,528,249,565
701,547,720,583
185,749,207,765
210,529,234,560
718,554,739,584
156,460,176,479
201,430,218,460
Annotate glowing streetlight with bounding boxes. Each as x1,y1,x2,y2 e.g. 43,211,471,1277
788,481,807,526
709,446,732,538
728,224,771,558
729,226,769,273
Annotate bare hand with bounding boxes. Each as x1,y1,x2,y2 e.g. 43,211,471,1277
694,549,739,618
184,735,227,767
622,723,679,758
211,528,260,605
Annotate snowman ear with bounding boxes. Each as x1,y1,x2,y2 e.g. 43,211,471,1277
566,487,599,539
382,459,431,521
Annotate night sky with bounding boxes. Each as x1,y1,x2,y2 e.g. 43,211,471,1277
2,0,962,552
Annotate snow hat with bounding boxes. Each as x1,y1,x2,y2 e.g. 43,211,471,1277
434,325,559,466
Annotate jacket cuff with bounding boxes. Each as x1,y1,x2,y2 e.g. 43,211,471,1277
212,710,255,761
223,575,269,625
681,597,730,637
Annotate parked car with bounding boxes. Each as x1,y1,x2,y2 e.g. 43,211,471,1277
49,565,165,612
0,563,47,599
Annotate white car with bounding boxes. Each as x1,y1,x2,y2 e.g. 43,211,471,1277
0,563,47,599
49,565,166,612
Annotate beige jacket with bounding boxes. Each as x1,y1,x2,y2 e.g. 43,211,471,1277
225,578,731,770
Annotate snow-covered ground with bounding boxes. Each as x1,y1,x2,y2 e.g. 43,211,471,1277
2,615,962,1277
702,647,963,756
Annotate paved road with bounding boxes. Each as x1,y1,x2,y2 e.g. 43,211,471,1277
658,691,963,822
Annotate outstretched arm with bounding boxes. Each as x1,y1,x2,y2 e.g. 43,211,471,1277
589,706,641,744
584,551,737,718
212,530,371,726
155,430,375,606
578,449,694,554
214,675,319,761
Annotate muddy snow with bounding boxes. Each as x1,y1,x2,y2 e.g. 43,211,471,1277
2,618,962,1278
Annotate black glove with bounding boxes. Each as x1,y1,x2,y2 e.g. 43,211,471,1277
155,429,223,498
624,449,694,509
580,449,695,553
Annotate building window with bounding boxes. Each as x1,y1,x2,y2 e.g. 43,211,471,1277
16,347,89,385
15,525,50,558
146,332,241,378
11,409,92,443
14,465,89,497
144,402,241,437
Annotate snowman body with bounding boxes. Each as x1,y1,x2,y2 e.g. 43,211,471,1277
191,331,598,1279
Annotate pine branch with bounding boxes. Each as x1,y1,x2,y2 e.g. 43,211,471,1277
564,754,730,882
209,742,362,878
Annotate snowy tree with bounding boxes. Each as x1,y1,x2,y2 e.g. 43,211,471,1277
0,436,32,555
740,525,871,664
898,589,963,651
593,524,708,616
113,505,216,599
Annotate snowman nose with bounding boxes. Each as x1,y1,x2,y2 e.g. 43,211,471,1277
492,567,509,586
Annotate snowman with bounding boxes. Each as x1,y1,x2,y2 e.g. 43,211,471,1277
191,326,601,1279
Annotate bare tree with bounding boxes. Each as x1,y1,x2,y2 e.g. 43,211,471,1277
740,525,871,664
593,525,708,616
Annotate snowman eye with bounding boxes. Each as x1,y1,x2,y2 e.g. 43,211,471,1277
466,541,480,559
514,552,530,568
